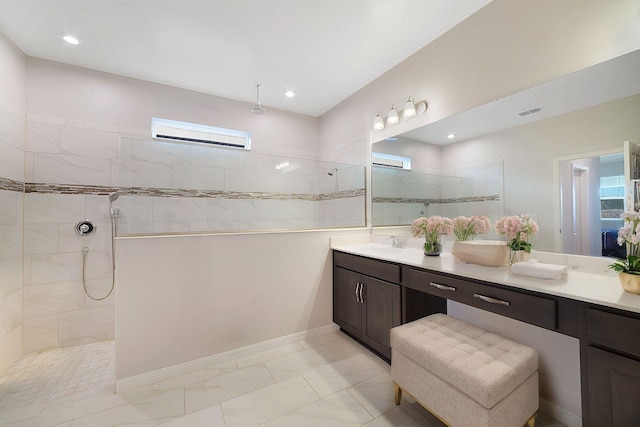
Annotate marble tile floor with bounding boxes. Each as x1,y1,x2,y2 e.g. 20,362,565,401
0,330,566,427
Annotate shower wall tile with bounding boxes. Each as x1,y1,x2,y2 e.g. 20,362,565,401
0,142,25,182
190,144,243,169
0,190,21,225
152,197,208,223
0,256,22,299
33,153,111,186
23,281,85,320
0,326,21,376
24,193,85,224
131,138,191,164
23,314,59,355
30,252,83,285
61,126,121,159
277,173,317,194
0,109,24,151
172,164,225,191
26,121,61,154
115,196,153,224
24,223,59,255
0,225,22,261
111,159,175,188
59,305,115,348
207,199,256,222
225,169,276,193
0,289,21,336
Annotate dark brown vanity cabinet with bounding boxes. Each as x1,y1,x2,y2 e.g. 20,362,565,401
333,252,401,360
586,308,640,426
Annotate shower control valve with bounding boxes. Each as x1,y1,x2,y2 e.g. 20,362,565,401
74,220,97,236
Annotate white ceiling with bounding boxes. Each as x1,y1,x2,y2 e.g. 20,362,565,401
0,0,491,117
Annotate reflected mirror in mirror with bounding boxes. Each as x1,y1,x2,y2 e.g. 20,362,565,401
371,49,640,254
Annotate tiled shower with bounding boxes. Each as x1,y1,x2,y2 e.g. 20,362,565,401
1,110,366,362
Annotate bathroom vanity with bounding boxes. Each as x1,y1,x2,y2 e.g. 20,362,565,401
332,241,640,427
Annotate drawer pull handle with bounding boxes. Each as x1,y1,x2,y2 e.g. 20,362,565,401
474,293,510,306
355,283,360,303
359,283,364,304
430,282,456,291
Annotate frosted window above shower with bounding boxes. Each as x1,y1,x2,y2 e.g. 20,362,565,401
152,117,251,150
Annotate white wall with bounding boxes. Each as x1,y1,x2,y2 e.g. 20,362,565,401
0,31,25,374
115,228,367,380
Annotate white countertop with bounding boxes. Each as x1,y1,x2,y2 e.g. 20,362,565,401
331,238,640,314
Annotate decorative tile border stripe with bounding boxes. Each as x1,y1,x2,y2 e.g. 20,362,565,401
0,177,24,193
373,194,500,205
23,182,365,201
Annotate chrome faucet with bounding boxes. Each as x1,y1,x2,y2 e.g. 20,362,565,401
389,235,402,248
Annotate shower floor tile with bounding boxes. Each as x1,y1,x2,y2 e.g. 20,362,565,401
0,331,569,427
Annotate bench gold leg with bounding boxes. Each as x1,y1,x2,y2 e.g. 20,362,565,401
394,382,402,405
524,414,536,427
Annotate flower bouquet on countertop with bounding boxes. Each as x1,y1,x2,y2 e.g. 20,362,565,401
411,216,453,256
495,214,538,264
452,215,491,241
609,211,640,294
609,211,640,274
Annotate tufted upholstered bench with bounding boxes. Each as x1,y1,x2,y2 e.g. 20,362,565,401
391,313,538,427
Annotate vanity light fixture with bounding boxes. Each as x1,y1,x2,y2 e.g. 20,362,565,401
387,105,399,125
62,34,80,45
372,97,428,131
373,112,385,130
403,96,416,118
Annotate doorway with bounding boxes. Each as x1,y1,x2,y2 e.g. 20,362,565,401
555,150,624,256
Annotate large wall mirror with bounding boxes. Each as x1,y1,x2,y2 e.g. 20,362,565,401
372,49,640,255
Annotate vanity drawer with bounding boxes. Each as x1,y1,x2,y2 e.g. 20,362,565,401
403,266,557,331
333,251,400,284
588,308,640,358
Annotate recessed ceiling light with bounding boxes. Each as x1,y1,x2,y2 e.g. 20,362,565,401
285,90,295,98
62,34,80,45
447,133,455,140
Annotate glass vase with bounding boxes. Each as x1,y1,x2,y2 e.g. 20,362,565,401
424,238,442,256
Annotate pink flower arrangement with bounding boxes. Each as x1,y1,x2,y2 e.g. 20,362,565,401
494,214,539,252
412,216,454,254
452,216,491,241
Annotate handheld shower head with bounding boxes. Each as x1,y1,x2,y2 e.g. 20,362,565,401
108,192,120,219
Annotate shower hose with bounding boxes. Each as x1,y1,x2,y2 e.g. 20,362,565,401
81,216,117,301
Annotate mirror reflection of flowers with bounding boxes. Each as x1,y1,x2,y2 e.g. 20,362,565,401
609,211,640,274
452,216,491,241
412,216,454,254
494,214,539,252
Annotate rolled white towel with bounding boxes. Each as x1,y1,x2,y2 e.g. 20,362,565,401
511,259,568,280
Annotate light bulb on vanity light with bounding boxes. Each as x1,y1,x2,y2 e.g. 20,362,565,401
373,112,385,130
403,96,416,118
387,105,399,125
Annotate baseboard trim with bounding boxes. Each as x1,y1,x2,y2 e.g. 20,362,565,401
539,397,582,427
115,323,339,392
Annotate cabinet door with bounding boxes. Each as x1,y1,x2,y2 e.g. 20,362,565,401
588,346,640,426
333,267,363,339
361,277,401,360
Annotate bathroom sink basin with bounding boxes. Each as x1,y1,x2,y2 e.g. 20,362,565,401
452,240,508,267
